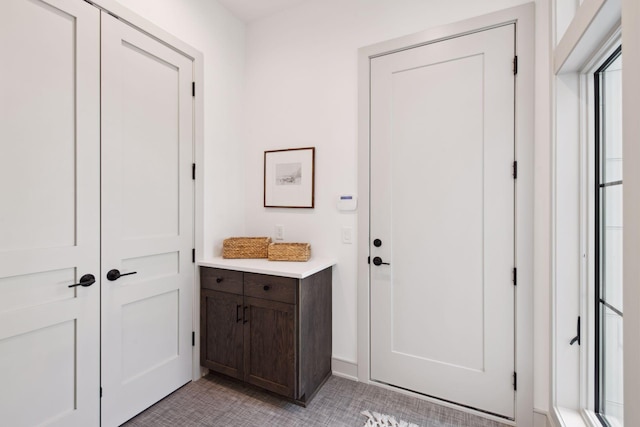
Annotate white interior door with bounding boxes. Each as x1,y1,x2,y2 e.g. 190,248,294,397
370,24,516,418
0,0,100,426
100,13,195,427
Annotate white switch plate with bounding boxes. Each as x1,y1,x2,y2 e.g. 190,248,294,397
342,226,353,244
275,224,284,240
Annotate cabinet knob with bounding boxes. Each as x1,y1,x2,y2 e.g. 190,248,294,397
216,277,223,283
263,285,270,291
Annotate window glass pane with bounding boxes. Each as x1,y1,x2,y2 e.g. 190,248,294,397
596,47,623,426
602,306,624,426
602,185,623,312
602,56,623,184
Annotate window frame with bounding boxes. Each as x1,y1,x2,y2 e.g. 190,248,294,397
593,44,623,427
577,34,622,427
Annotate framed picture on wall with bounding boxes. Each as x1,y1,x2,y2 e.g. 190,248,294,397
264,147,315,208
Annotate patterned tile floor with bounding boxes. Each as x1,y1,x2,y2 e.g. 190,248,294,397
124,374,510,427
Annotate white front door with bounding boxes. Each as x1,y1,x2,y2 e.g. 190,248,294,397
370,24,516,418
100,13,195,427
0,0,100,425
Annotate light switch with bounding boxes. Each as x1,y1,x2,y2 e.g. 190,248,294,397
275,225,284,240
342,226,353,244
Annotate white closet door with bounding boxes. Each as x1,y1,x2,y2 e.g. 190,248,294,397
100,12,195,427
369,24,516,418
0,0,100,426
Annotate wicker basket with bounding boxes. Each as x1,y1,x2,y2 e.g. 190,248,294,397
267,243,311,262
223,237,271,259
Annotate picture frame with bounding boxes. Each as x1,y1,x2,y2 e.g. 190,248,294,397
264,147,315,208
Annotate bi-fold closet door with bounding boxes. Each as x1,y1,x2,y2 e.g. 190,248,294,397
0,1,194,426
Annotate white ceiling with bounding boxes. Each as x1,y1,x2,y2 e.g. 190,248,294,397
217,0,311,23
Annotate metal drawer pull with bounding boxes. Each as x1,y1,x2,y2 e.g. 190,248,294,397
263,285,271,291
216,277,223,283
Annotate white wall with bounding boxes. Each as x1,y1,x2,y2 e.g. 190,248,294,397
111,0,557,418
242,0,551,414
622,0,640,425
116,0,247,259
534,0,553,415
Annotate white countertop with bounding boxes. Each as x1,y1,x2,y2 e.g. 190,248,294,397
197,257,337,279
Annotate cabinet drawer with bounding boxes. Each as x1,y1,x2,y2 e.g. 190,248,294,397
201,267,243,295
244,273,297,304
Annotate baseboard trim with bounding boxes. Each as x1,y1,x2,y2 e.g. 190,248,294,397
534,409,553,427
331,357,358,381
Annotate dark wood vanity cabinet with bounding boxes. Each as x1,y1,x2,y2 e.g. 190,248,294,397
200,265,332,405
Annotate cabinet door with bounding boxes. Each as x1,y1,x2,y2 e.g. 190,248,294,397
201,290,244,379
244,296,297,398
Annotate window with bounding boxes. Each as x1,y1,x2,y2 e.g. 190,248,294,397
594,46,623,427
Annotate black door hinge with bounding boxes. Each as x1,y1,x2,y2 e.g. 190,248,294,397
192,163,196,180
192,331,195,346
513,372,517,391
192,82,195,97
513,56,518,75
513,161,518,179
512,268,517,286
192,248,195,263
100,387,103,398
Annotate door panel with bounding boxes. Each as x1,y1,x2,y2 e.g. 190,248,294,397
0,0,100,426
1,0,76,252
370,24,515,418
120,42,180,240
100,12,194,427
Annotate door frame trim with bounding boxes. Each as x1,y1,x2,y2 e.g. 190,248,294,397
356,4,534,426
86,0,204,384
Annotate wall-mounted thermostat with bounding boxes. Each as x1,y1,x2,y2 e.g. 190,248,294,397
337,194,357,211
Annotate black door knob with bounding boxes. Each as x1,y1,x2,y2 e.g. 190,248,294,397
69,274,96,288
373,239,382,247
106,269,137,281
372,256,390,266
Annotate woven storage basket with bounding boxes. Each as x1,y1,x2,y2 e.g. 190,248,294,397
268,243,311,262
223,237,271,259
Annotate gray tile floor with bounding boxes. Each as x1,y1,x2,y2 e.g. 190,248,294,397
124,374,510,427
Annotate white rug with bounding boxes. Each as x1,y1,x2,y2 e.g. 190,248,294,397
361,410,421,427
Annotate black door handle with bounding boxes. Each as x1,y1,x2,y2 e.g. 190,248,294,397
69,274,96,288
243,306,249,324
570,316,581,346
236,304,242,323
106,269,137,281
372,256,390,266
